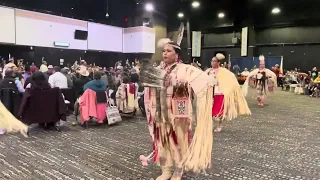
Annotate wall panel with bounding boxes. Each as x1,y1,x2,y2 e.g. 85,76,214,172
87,22,123,52
256,27,320,44
0,7,15,44
15,9,88,50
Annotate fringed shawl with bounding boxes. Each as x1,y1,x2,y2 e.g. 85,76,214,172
174,64,214,173
143,63,214,173
0,101,28,137
242,68,277,97
205,68,251,121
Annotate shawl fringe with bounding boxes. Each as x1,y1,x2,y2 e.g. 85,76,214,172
181,87,213,173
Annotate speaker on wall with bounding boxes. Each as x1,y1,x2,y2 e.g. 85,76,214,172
75,30,88,40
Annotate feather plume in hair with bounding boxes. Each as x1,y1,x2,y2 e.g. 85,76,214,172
259,55,265,61
196,61,201,67
259,55,265,65
157,38,171,48
216,53,226,61
176,23,184,46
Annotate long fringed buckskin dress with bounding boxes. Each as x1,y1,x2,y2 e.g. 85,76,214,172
141,62,214,173
205,67,251,122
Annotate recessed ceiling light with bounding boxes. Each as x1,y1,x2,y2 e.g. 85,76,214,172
145,3,154,12
192,1,200,8
71,7,74,10
218,12,225,18
136,2,139,5
272,7,281,14
178,12,184,18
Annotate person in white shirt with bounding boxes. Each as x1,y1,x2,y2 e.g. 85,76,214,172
48,66,68,89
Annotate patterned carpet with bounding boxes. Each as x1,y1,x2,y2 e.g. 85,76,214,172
1,89,320,180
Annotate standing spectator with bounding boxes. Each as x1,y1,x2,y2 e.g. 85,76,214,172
61,68,73,88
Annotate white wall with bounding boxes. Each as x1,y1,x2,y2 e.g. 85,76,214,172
15,9,88,50
123,27,155,53
141,31,155,53
88,23,123,52
0,8,156,54
0,7,15,44
123,32,143,53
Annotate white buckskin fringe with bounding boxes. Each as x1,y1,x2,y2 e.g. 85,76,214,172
181,87,213,173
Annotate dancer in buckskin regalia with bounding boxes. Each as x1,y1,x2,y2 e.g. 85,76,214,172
242,55,277,106
139,24,214,179
205,54,251,133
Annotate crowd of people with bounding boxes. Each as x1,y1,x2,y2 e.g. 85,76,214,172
281,67,320,97
2,37,308,180
0,57,142,130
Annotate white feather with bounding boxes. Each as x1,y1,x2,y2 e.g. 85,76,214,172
259,55,265,61
157,38,171,48
216,53,225,61
176,23,184,46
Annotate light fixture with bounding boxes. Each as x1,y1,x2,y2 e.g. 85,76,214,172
192,1,200,8
71,7,74,10
272,7,281,14
54,42,70,47
218,12,225,18
136,2,139,4
145,3,154,12
178,12,184,18
106,0,110,18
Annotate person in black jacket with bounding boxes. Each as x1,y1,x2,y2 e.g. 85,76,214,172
0,69,23,117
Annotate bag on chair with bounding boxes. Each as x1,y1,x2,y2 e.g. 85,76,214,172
106,100,122,125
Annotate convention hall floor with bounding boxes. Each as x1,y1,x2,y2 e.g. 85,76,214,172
0,90,320,180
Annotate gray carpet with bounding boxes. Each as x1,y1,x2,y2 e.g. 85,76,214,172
0,89,320,180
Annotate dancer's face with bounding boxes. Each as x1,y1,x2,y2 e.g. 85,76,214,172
211,57,220,68
260,64,265,69
162,44,177,65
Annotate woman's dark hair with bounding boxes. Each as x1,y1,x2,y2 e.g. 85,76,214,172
168,42,181,55
122,75,130,84
93,71,102,80
25,65,31,72
31,71,50,89
130,73,139,83
108,83,116,90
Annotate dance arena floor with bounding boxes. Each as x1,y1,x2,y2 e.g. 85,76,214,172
1,90,320,180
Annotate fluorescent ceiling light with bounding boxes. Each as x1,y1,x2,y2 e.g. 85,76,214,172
178,12,184,18
192,1,200,8
272,7,281,14
218,13,225,18
145,3,154,12
54,42,70,47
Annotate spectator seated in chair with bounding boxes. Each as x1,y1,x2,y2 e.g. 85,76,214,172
79,70,108,126
83,71,107,93
19,71,66,131
310,73,320,97
79,89,108,125
0,68,24,117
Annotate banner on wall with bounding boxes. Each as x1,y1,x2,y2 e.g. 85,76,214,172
241,27,248,57
192,31,201,57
